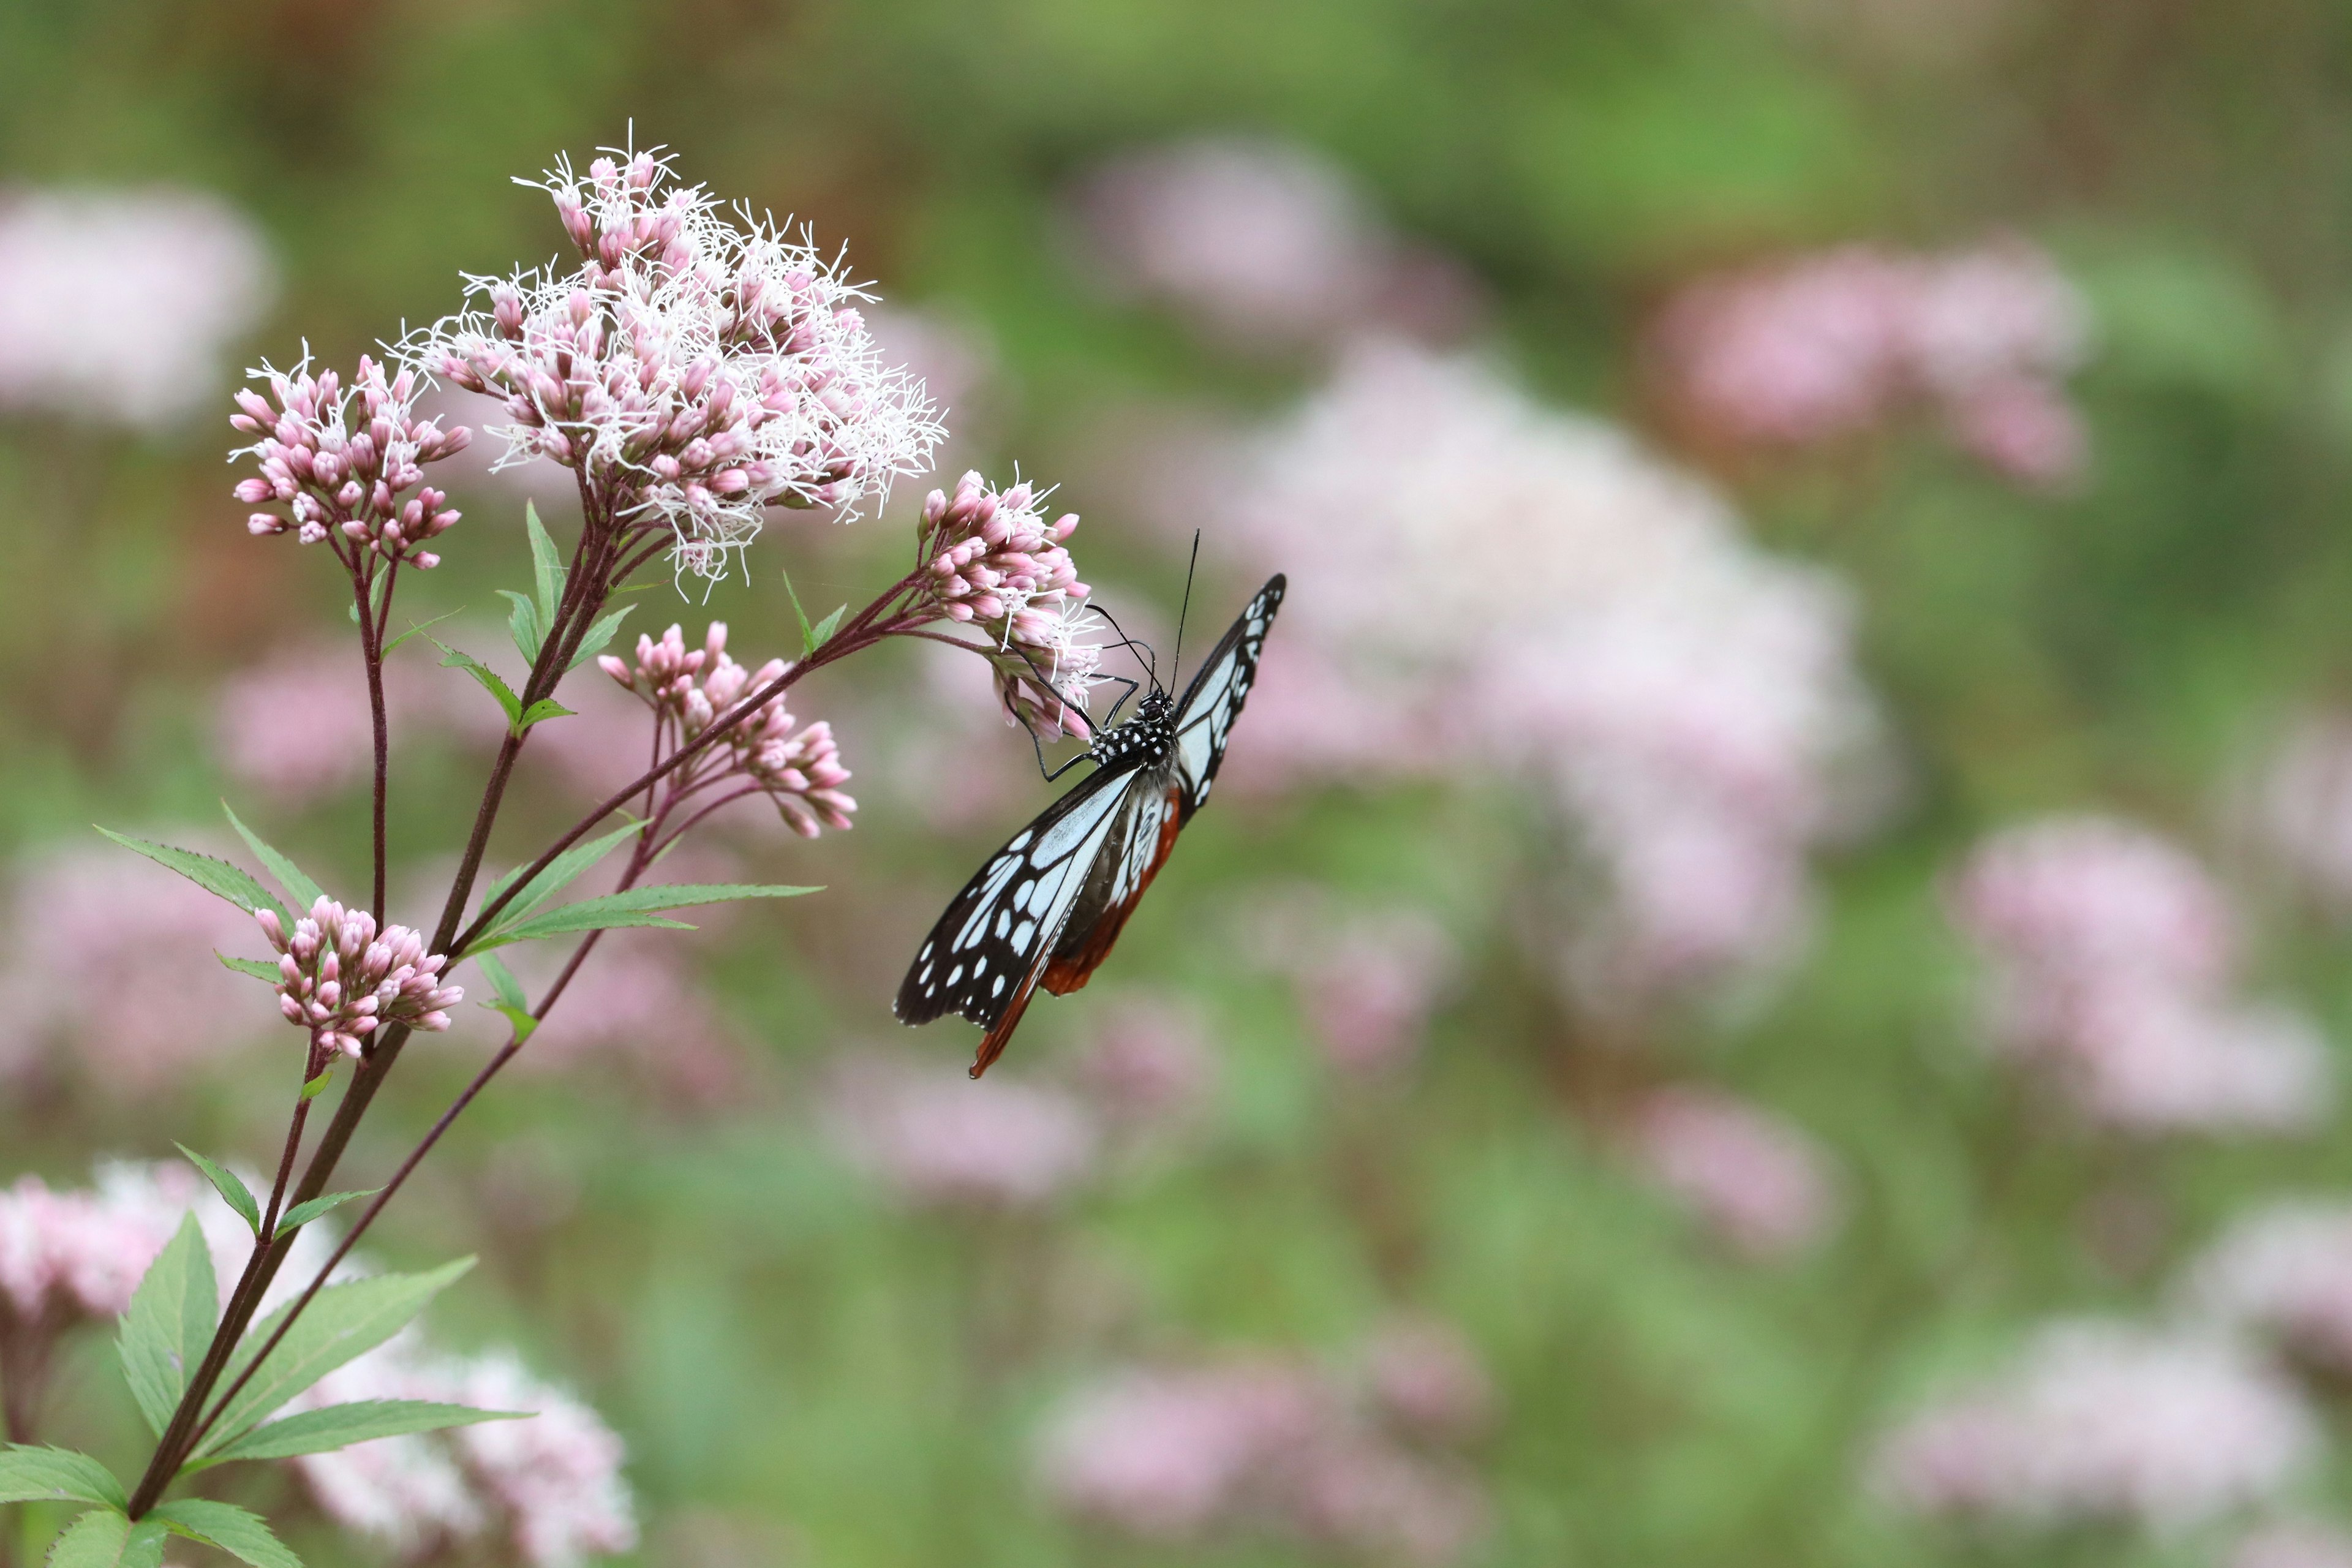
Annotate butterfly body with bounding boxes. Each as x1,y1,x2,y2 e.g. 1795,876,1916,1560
895,575,1286,1076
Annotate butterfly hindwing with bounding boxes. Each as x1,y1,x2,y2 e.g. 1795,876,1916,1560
1172,575,1285,819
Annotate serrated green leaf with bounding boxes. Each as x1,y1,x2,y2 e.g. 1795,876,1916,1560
300,1069,334,1101
472,820,647,938
566,603,635,671
381,607,464,658
516,697,574,730
221,802,328,911
807,602,847,650
175,1145,259,1235
116,1215,219,1438
429,639,524,728
497,587,546,665
195,1259,475,1457
95,830,288,925
273,1189,375,1239
525,501,565,630
215,952,281,982
46,1512,164,1568
475,881,820,949
208,1400,524,1462
0,1447,127,1509
151,1500,300,1568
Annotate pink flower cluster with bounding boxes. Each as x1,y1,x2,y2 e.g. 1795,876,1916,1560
412,145,941,576
1948,816,2331,1134
598,622,855,837
0,187,275,430
1069,138,1478,352
232,355,470,568
1073,995,1219,1128
913,471,1102,742
255,897,461,1058
0,1163,196,1325
214,639,505,805
1627,1087,1839,1261
1182,340,1880,1004
0,845,267,1090
1036,1327,1491,1564
2183,1200,2352,1377
824,1052,1098,1207
1874,1320,2319,1532
1652,239,2091,488
1260,901,1457,1076
289,1337,636,1568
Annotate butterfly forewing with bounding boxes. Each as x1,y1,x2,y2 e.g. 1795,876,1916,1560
1172,575,1285,818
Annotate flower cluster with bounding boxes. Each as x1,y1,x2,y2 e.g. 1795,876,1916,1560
1651,239,2091,488
2184,1201,2352,1376
0,187,275,430
1036,1333,1491,1564
1874,1321,2320,1532
214,639,504,804
824,1052,1099,1207
912,471,1102,741
232,355,470,568
598,622,855,837
1948,816,2331,1134
255,897,462,1058
412,145,941,576
0,1164,194,1326
288,1336,636,1568
1626,1086,1839,1261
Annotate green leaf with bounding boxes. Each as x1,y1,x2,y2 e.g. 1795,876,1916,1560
45,1512,165,1568
195,1259,476,1457
382,608,463,658
115,1214,219,1439
175,1145,260,1235
300,1069,334,1102
208,1401,524,1462
429,639,524,729
94,829,288,924
273,1189,375,1239
566,603,635,671
516,697,574,730
472,820,646,935
472,953,538,1042
807,602,848,651
0,1447,127,1509
220,802,328,911
525,501,566,631
497,587,546,665
151,1501,300,1568
781,565,815,652
215,952,281,982
475,882,820,949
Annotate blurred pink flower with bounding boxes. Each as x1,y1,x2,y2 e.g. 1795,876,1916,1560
1071,139,1394,350
1296,909,1457,1075
1363,1316,1496,1444
2233,1521,2352,1568
292,1336,636,1568
215,639,504,804
825,1052,1098,1207
0,843,272,1088
1653,238,2090,486
1185,339,1879,1003
2247,715,2352,911
471,932,742,1106
0,1162,194,1323
1037,1346,1490,1564
2183,1200,2352,1375
1948,816,2331,1134
1628,1087,1839,1259
1874,1320,2318,1532
0,187,274,430
1074,995,1219,1127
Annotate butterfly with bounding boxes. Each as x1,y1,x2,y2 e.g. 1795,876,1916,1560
895,573,1286,1076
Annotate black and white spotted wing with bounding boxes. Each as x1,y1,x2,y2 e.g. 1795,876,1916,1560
895,575,1285,1077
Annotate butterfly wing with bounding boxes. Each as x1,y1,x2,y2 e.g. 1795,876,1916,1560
894,760,1148,1074
1170,574,1286,821
1040,575,1287,997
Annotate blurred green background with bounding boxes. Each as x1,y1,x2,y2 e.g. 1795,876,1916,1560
10,1,2352,1566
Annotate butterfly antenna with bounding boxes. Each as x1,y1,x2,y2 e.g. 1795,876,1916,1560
1089,602,1157,689
1171,530,1201,689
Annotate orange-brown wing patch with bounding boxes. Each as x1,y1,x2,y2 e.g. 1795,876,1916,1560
1042,785,1185,998
970,963,1048,1079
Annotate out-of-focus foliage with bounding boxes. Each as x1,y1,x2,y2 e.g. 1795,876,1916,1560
9,1,2352,1566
